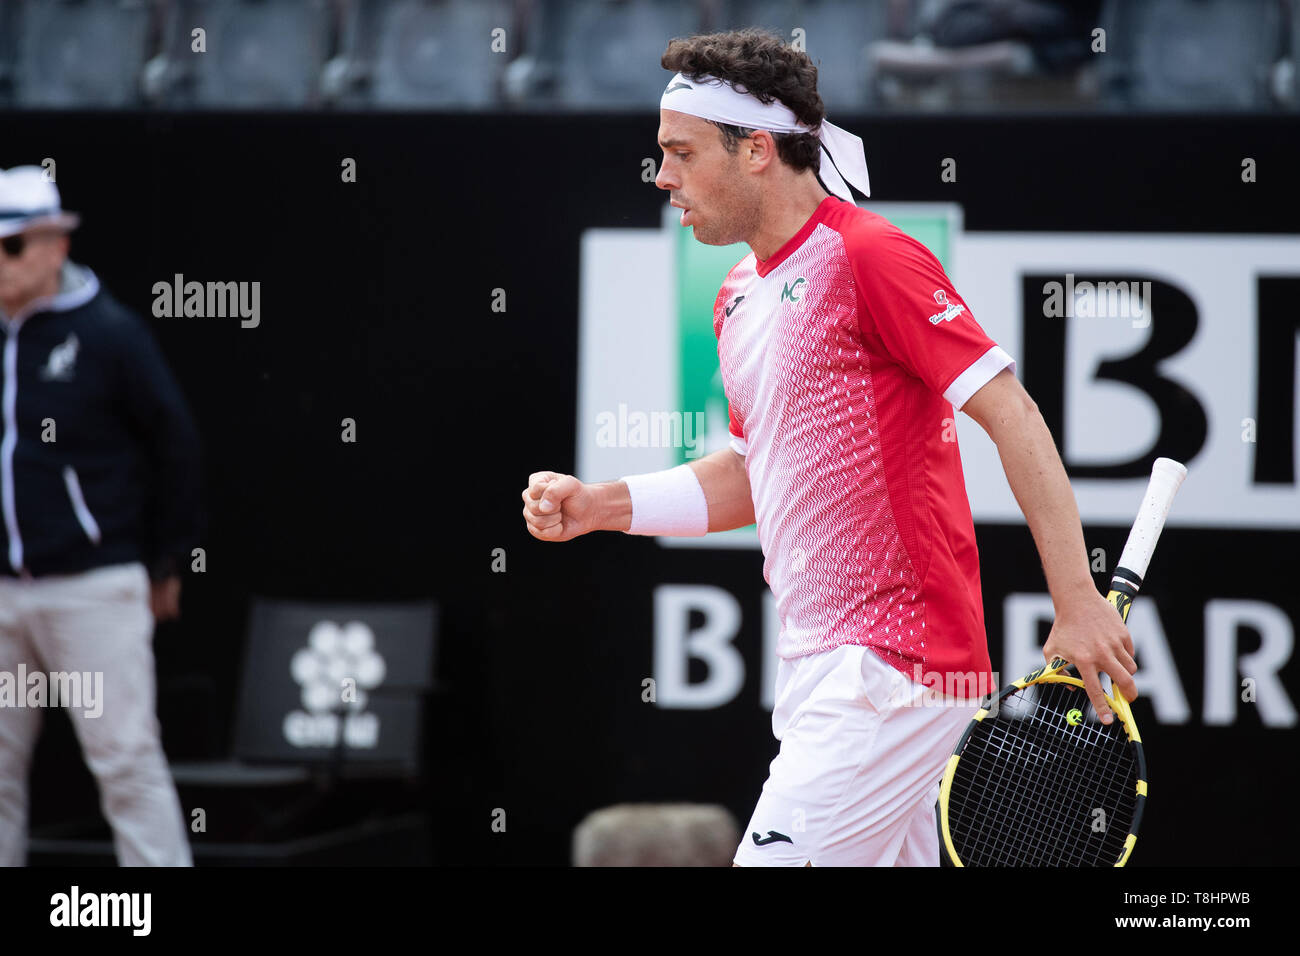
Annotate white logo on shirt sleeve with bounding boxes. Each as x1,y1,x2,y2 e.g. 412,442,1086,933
927,289,965,325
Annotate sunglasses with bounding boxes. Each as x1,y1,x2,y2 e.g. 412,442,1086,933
0,228,60,257
0,233,29,257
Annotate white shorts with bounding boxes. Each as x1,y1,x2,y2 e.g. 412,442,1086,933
733,643,980,867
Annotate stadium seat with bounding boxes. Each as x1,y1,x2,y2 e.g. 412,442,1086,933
0,2,17,107
170,597,437,788
327,0,516,108
154,0,335,108
517,0,705,108
1098,0,1289,109
10,0,154,108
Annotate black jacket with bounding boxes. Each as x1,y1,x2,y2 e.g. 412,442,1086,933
0,261,203,579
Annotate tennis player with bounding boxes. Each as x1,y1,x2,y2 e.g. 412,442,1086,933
522,28,1138,866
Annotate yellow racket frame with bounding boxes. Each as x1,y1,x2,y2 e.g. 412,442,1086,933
938,597,1148,868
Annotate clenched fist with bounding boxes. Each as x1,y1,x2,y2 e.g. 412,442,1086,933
521,471,628,542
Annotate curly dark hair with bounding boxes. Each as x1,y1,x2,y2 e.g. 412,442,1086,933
661,28,824,174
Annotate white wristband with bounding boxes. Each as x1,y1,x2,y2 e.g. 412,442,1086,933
619,464,709,537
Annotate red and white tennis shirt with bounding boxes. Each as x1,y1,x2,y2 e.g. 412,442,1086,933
714,195,1013,691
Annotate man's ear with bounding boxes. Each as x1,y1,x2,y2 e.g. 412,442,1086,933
747,129,777,171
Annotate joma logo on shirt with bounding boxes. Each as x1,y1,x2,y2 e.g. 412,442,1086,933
928,288,965,325
781,277,807,303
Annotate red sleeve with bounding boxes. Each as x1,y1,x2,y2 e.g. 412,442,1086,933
712,283,729,340
850,225,1004,400
728,402,744,441
713,282,745,441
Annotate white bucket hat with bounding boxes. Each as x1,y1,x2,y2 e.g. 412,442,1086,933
0,166,81,239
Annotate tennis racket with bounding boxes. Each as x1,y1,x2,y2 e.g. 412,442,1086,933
937,457,1188,866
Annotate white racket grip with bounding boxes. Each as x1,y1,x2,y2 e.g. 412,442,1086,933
1115,457,1188,583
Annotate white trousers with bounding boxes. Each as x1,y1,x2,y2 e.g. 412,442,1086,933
0,562,192,866
734,643,980,866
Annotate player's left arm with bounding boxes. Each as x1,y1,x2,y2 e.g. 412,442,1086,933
850,226,1138,721
962,369,1138,721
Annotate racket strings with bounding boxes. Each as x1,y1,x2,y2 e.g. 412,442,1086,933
955,687,1136,865
966,702,1136,866
947,681,1138,866
957,727,1132,865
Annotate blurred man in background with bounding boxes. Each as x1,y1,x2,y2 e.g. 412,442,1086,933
0,165,202,866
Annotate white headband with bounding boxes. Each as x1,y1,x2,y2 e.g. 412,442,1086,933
660,72,870,200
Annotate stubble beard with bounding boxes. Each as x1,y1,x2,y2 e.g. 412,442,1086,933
695,178,760,247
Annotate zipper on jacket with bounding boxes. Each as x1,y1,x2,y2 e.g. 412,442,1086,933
1,330,23,569
62,465,101,545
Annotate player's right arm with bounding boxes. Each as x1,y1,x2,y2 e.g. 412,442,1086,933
521,447,753,543
685,445,754,531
